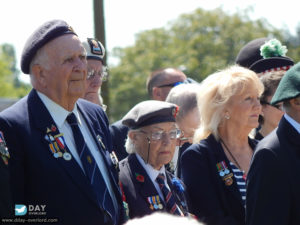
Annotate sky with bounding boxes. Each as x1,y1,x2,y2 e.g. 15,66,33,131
0,0,299,82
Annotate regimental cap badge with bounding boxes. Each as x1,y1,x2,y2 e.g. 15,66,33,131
68,25,75,33
88,38,104,57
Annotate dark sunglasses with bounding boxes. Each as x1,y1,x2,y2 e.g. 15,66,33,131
157,81,184,88
260,100,283,111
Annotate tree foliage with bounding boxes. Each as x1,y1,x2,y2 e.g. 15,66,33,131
108,7,294,122
0,44,31,98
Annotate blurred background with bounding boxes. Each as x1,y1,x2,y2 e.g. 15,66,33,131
0,0,299,122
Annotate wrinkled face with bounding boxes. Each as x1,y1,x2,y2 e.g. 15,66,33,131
177,107,200,144
261,94,284,128
85,59,104,97
132,122,178,170
39,34,87,106
225,84,262,130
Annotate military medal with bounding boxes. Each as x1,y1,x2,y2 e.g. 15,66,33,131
216,161,228,177
63,152,72,161
223,173,234,186
147,195,162,210
97,135,106,150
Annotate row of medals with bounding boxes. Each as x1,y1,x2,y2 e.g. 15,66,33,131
148,196,163,210
46,131,72,161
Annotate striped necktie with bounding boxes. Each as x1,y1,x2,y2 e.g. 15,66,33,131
66,113,117,224
156,173,183,216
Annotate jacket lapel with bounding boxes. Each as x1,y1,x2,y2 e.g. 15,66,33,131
128,154,164,211
208,135,244,207
28,90,99,208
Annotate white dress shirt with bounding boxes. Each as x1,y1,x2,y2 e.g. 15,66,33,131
135,153,171,202
284,113,300,134
37,92,118,213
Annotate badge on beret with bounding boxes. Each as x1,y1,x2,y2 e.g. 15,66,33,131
172,105,179,118
88,38,103,56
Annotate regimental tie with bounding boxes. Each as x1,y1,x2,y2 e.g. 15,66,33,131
66,113,116,224
156,173,183,216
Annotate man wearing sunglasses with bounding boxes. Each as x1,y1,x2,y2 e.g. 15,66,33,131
82,38,108,111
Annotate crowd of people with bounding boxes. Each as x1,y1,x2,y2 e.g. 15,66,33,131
0,19,300,225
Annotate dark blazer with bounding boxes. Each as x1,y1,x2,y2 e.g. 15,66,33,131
109,120,129,161
180,134,257,225
119,154,189,219
0,152,13,219
246,117,300,225
0,89,124,225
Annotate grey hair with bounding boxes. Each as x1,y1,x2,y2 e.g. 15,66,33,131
125,131,137,154
166,83,200,122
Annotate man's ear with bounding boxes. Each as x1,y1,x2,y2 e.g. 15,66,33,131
128,130,138,142
32,64,47,88
152,87,163,101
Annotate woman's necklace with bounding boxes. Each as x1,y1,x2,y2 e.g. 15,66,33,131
219,138,245,174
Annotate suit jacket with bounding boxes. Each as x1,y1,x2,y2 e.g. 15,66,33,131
119,154,189,219
109,120,129,161
0,151,13,219
0,89,124,225
180,134,257,225
246,117,300,225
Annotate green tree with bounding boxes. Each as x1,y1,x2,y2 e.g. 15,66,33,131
108,7,288,122
0,44,31,98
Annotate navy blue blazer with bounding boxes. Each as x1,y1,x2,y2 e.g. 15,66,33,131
119,154,190,219
0,89,124,225
109,120,129,161
180,134,257,225
246,117,300,225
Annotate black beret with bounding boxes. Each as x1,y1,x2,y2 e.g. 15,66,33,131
271,62,300,105
235,37,270,68
122,100,179,129
82,38,105,62
21,19,77,74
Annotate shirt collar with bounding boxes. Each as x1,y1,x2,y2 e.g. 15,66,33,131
135,153,166,182
284,113,300,134
37,91,82,127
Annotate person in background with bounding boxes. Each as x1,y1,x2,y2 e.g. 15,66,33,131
248,38,294,139
181,65,263,225
246,62,300,225
119,100,190,219
0,20,124,225
165,83,200,176
82,37,108,110
110,68,187,161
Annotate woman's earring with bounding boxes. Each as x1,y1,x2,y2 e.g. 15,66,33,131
225,113,230,120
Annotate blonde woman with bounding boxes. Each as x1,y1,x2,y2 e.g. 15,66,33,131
180,65,263,225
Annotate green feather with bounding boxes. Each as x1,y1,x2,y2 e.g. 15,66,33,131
260,39,288,59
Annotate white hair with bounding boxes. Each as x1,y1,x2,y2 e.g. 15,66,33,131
125,212,203,225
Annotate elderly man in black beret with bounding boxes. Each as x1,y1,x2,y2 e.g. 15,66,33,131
246,62,300,225
118,100,191,219
0,20,124,225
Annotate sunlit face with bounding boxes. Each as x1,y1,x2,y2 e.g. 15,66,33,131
39,34,87,106
133,122,178,170
261,94,284,128
84,59,104,99
225,84,262,130
177,107,200,144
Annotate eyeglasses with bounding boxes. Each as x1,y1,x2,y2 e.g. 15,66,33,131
260,100,283,111
157,81,184,88
139,129,181,141
179,130,194,142
87,66,108,81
